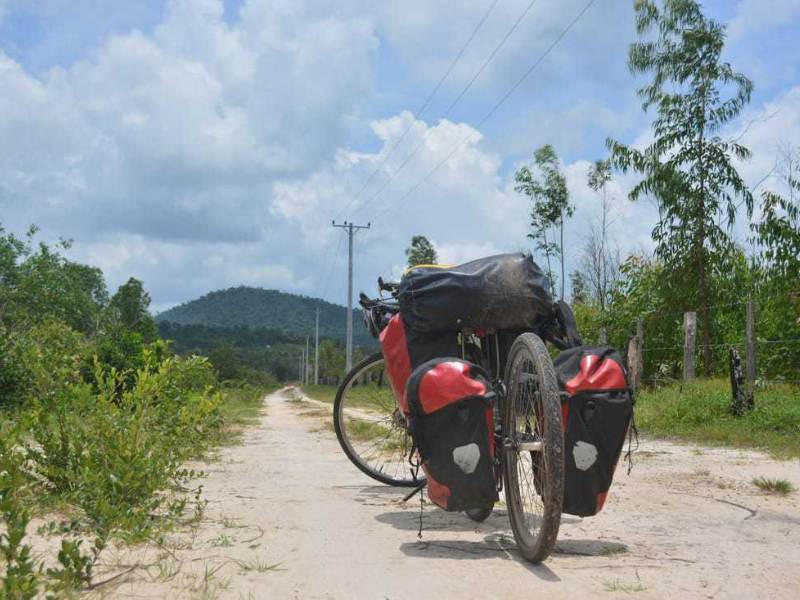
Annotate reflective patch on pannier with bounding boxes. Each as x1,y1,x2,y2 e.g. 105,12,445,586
555,346,633,517
573,441,598,471
406,358,498,512
453,443,480,474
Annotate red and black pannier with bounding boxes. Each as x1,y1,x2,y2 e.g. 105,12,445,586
554,346,633,517
379,313,458,413
405,358,498,511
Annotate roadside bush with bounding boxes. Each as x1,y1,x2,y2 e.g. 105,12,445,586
0,321,89,409
0,325,31,408
25,352,221,541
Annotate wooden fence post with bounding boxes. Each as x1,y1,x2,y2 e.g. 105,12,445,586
746,300,756,408
636,318,644,366
683,311,696,381
627,335,641,394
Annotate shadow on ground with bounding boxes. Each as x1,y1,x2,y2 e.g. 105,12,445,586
399,535,562,581
375,509,508,532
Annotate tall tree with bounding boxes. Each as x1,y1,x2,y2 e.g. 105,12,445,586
570,270,588,305
405,235,438,267
607,0,753,375
586,159,616,313
110,277,157,340
514,144,574,298
752,145,800,283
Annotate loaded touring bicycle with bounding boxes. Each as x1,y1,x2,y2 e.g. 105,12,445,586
332,253,634,563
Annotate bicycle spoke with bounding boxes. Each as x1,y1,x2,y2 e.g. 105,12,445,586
335,356,420,486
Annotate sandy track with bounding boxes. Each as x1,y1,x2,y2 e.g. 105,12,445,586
108,387,800,599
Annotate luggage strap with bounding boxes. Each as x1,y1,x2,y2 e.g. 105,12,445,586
624,412,639,475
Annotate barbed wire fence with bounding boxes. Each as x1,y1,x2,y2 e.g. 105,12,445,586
612,294,800,412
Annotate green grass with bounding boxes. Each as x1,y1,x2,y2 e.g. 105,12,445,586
344,417,404,451
214,383,278,446
302,383,396,413
636,379,800,459
752,476,795,495
303,385,404,451
301,384,336,403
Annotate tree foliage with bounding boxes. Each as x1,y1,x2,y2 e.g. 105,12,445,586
405,235,438,267
607,0,753,374
751,146,800,284
515,144,573,298
585,159,618,313
0,224,245,595
156,286,372,347
110,277,157,340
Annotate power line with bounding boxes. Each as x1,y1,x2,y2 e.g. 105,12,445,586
719,161,779,229
371,0,598,222
333,0,501,221
351,0,542,218
317,231,345,302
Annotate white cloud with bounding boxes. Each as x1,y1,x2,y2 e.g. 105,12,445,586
271,110,664,303
0,0,379,298
728,0,800,41
2,0,799,312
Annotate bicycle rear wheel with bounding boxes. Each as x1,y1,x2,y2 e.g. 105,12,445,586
502,333,564,563
333,353,423,487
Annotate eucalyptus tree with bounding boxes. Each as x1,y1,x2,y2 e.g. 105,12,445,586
586,159,615,312
607,0,753,375
752,145,800,282
515,144,574,299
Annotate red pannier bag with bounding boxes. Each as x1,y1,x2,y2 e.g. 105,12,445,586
554,346,634,517
379,313,458,414
405,358,498,511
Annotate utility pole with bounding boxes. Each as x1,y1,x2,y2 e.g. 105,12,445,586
305,336,310,385
332,220,371,372
314,307,320,385
299,350,304,383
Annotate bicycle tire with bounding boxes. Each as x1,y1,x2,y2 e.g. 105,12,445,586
502,333,564,563
333,353,423,487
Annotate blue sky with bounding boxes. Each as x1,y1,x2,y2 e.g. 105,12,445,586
1,0,799,315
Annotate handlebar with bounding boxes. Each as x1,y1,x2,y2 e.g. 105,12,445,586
378,276,399,294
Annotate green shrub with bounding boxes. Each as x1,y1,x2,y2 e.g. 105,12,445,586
0,426,41,600
25,351,222,542
0,321,89,408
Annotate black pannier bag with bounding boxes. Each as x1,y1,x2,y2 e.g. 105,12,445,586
406,358,498,511
554,346,633,517
379,314,459,414
398,253,555,333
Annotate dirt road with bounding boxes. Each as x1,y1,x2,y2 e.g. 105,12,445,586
110,387,800,599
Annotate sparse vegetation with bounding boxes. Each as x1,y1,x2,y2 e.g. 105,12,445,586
636,379,800,458
752,477,795,495
602,577,648,593
235,559,283,573
0,225,275,596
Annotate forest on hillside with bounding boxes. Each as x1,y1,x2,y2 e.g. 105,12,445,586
158,320,374,382
156,286,373,347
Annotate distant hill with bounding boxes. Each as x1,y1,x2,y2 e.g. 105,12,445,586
155,286,374,347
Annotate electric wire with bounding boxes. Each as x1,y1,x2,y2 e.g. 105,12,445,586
351,0,543,218
332,0,502,221
370,0,598,222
